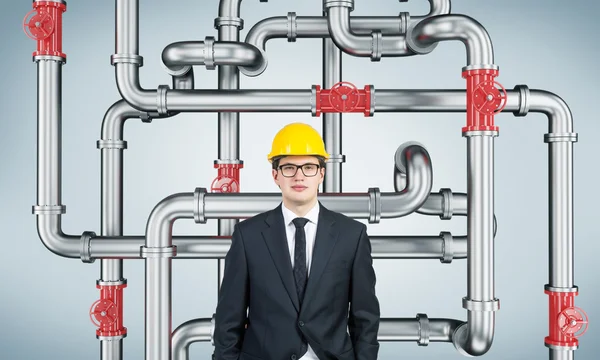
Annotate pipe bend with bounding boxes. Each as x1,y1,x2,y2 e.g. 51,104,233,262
408,14,493,66
115,63,157,112
101,100,144,141
528,90,574,133
172,318,213,360
453,312,495,356
145,193,195,248
327,6,373,57
411,0,452,22
36,215,80,258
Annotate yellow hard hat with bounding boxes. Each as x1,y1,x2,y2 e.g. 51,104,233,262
267,122,330,162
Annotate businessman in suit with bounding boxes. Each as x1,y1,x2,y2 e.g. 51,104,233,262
213,123,380,360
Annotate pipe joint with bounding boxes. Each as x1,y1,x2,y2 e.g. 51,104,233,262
204,37,216,70
371,31,383,61
324,0,354,10
368,187,381,223
416,313,430,346
439,188,453,220
194,188,207,224
81,231,96,263
211,314,216,346
111,54,143,67
326,154,346,163
156,85,169,115
544,132,578,143
544,284,579,293
140,245,177,258
514,85,530,117
287,12,297,42
32,205,66,215
440,231,453,263
399,12,409,34
96,140,128,150
462,297,500,312
214,16,244,29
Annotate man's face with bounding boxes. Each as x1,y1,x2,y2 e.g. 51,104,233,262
272,155,324,206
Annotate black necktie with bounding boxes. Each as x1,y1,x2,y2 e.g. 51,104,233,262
292,217,309,306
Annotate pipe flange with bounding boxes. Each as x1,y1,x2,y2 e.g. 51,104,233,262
33,55,66,64
399,12,409,35
310,85,318,116
214,16,244,30
96,279,127,286
544,343,578,351
81,231,96,264
97,140,128,150
204,37,216,70
544,132,578,143
211,313,216,346
32,205,66,215
97,334,127,341
140,245,177,258
440,188,453,220
326,154,346,164
324,0,354,10
544,284,579,293
111,54,143,67
156,85,169,115
368,187,381,224
513,85,530,117
287,12,297,42
369,85,375,116
416,313,430,346
214,159,244,165
462,64,499,72
371,31,382,62
462,297,500,312
194,187,207,224
462,130,499,138
440,231,453,264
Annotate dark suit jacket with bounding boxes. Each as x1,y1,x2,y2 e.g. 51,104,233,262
213,202,380,360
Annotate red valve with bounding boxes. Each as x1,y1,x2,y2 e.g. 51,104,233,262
90,283,127,337
314,82,372,117
211,163,243,193
23,1,67,59
545,289,587,348
462,68,503,133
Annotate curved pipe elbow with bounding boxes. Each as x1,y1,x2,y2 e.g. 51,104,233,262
408,14,493,66
528,90,574,133
36,215,80,259
327,7,373,57
453,312,495,356
411,0,452,22
115,63,157,112
146,193,195,248
172,318,213,360
101,100,145,141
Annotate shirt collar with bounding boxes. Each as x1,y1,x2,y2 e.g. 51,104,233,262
282,201,320,226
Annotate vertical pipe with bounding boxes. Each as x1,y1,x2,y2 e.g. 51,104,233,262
115,0,138,55
550,349,574,360
322,37,343,193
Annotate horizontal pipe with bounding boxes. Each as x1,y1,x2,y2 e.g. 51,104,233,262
378,317,463,342
172,318,213,360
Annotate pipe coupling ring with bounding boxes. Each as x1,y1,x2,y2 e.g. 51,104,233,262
326,154,346,164
211,314,216,346
544,284,579,293
544,132,578,143
440,231,453,264
461,64,499,72
368,187,381,224
97,279,127,286
97,140,127,150
111,54,143,67
204,37,216,70
462,297,500,312
310,85,318,116
156,85,169,115
287,12,297,42
416,313,430,346
399,12,409,35
369,85,375,116
514,85,530,117
194,187,207,224
371,31,382,62
324,0,354,10
33,55,66,64
32,205,66,215
214,16,244,30
140,245,177,258
440,188,453,220
80,231,96,263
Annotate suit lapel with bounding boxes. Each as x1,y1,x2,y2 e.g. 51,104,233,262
301,203,339,312
262,204,300,313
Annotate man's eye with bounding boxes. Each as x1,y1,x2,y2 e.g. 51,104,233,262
282,166,295,171
304,165,316,171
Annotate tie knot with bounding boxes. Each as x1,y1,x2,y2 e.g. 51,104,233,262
292,217,309,229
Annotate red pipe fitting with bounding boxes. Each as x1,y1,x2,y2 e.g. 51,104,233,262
23,1,67,59
314,82,372,117
89,282,127,337
544,289,588,348
211,163,243,193
462,68,506,133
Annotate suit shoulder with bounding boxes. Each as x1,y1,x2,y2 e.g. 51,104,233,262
328,208,366,232
237,209,270,231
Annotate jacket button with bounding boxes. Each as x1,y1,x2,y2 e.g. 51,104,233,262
298,321,304,327
291,354,297,360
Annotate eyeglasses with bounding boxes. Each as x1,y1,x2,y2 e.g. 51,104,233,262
278,163,321,177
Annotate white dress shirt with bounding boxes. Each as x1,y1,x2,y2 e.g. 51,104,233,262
281,202,320,360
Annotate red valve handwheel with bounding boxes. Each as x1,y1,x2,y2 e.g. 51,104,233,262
23,10,54,40
557,307,589,338
211,176,239,193
329,82,360,112
89,299,118,327
472,80,507,115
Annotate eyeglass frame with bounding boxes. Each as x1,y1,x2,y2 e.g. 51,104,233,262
277,162,322,177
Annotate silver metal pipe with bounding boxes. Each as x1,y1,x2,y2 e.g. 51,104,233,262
550,349,574,360
115,0,138,54
101,340,122,360
322,37,343,193
416,192,466,217
327,7,409,59
37,215,80,258
145,193,195,360
407,14,494,67
411,0,452,22
171,318,213,360
378,317,463,343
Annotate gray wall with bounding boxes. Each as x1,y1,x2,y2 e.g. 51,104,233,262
1,0,598,359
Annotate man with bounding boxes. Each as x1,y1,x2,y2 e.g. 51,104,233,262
213,122,380,360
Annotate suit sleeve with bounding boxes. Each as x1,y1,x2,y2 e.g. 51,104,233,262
348,224,380,360
213,223,249,360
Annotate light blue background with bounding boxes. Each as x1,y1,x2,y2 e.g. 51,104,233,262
1,0,598,359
